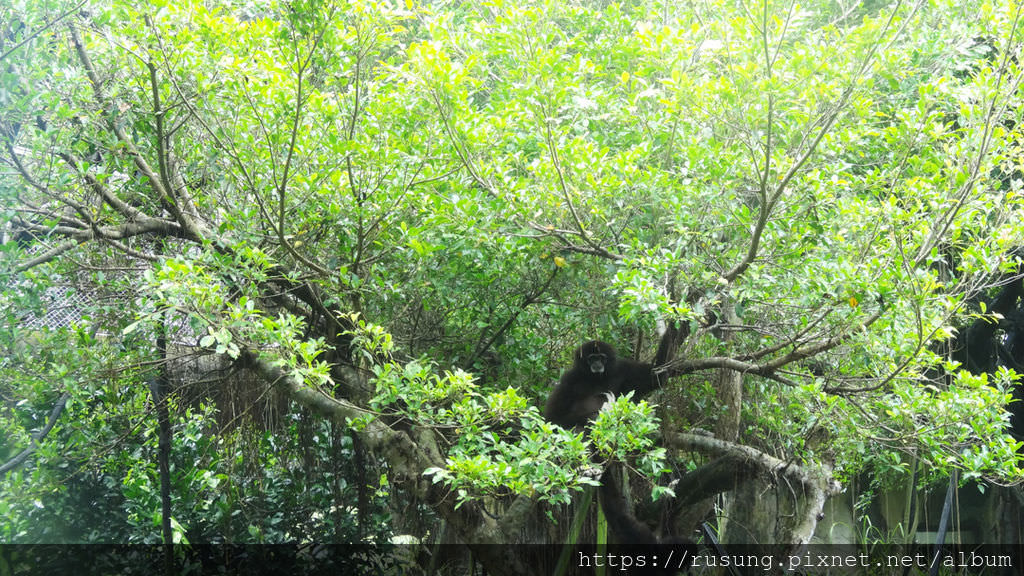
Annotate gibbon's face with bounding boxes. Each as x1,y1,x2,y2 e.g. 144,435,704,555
587,352,608,374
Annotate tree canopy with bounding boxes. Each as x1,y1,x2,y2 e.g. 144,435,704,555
3,0,1024,573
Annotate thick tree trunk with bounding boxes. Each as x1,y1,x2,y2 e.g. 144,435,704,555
668,433,840,565
714,301,743,443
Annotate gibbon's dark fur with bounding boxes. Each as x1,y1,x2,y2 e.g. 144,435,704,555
599,464,661,546
599,464,694,575
543,340,660,430
545,334,690,571
948,276,1024,440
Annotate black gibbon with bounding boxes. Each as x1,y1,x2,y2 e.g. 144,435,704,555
544,333,689,568
951,276,1023,375
543,340,664,430
938,275,1024,440
970,277,1024,440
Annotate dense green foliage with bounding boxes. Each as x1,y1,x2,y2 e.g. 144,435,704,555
2,0,1024,552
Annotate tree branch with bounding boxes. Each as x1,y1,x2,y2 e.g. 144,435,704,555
0,393,70,474
239,348,538,576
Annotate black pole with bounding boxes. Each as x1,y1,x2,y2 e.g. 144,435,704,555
701,522,741,576
929,470,957,576
152,309,174,576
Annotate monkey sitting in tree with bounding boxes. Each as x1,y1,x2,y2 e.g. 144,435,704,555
543,339,665,430
544,335,692,568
